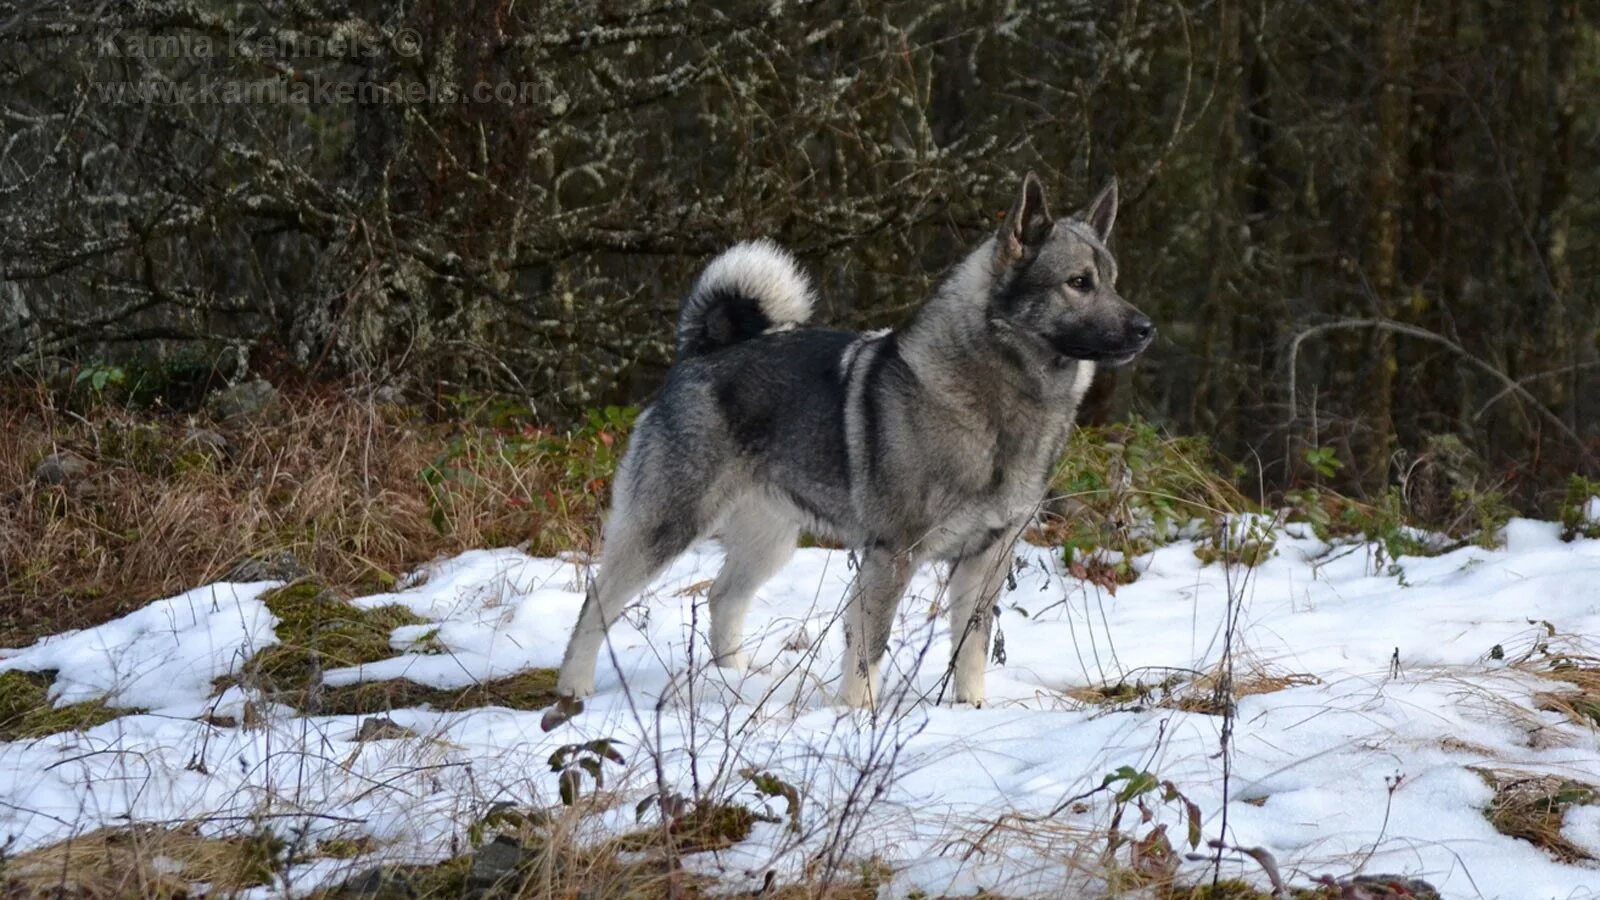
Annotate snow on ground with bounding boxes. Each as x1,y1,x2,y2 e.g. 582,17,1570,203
0,581,281,715
2,519,1600,897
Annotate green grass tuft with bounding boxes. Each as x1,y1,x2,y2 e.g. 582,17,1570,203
0,669,137,740
311,836,379,860
219,581,426,706
215,580,564,715
316,668,562,716
620,801,767,855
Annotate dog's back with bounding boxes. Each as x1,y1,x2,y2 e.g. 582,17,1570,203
650,328,864,541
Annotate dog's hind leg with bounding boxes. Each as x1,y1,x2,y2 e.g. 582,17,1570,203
838,548,915,710
945,536,1015,706
557,467,720,699
708,499,799,672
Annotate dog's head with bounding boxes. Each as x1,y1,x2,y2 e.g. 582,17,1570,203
986,172,1154,368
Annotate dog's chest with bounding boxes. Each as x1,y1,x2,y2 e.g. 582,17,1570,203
922,415,1067,557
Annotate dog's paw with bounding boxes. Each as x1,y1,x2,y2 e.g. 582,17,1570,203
555,670,595,701
540,694,586,731
953,680,986,708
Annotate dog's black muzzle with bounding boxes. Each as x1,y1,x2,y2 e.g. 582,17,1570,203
1047,315,1156,367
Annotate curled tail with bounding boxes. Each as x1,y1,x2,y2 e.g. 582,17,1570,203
677,239,816,358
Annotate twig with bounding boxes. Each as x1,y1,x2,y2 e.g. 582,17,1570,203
1353,772,1404,872
1285,317,1595,469
1189,838,1286,897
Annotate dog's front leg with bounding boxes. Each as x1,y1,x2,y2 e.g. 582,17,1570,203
839,548,914,709
945,536,1015,706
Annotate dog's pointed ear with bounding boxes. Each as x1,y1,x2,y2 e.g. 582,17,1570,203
999,171,1053,262
1079,178,1118,243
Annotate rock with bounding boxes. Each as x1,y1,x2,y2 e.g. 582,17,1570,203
1039,492,1090,523
337,865,417,897
469,835,527,890
33,450,91,486
224,551,307,583
181,426,231,459
355,716,418,741
1337,875,1442,899
38,360,77,399
346,382,409,407
205,378,280,423
372,384,406,406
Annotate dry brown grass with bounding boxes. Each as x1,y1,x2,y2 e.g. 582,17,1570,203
1531,664,1600,730
1062,663,1319,716
0,381,612,648
1472,767,1598,863
0,824,893,900
303,801,886,900
2,825,287,897
1168,668,1322,716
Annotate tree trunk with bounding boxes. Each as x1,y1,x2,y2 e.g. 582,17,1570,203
1363,0,1417,488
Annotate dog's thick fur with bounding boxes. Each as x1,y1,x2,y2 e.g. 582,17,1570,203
557,173,1154,707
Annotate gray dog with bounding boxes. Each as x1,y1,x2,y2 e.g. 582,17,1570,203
556,173,1153,708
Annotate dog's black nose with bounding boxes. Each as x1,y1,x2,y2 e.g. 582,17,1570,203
1128,316,1155,343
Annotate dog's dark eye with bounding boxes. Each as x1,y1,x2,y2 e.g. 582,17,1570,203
1066,274,1094,292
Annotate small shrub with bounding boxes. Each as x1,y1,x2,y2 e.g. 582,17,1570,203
1193,516,1278,568
742,768,803,832
1101,765,1204,890
1301,445,1343,479
1053,419,1248,542
548,739,627,806
1558,476,1600,541
1043,419,1250,587
1398,434,1512,546
73,363,127,397
1287,486,1434,577
1286,437,1511,554
664,802,762,853
621,800,769,854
